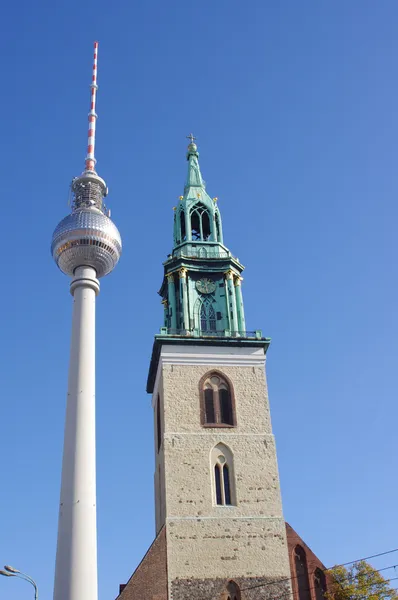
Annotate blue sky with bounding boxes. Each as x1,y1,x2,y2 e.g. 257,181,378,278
1,1,398,599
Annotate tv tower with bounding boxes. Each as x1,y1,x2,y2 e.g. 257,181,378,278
51,42,122,600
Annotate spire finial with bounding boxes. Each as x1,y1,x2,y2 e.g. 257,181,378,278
186,133,199,161
85,42,99,173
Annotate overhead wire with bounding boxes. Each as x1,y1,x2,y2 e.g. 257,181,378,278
195,547,398,600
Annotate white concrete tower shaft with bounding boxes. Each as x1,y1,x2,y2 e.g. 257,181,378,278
54,266,100,600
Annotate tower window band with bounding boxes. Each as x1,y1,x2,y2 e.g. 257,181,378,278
199,371,236,427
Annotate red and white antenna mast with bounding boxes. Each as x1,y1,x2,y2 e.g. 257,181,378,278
70,42,108,213
85,41,99,172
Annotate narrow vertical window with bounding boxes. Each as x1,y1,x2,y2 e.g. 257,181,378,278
214,464,222,505
215,211,221,241
314,568,327,600
180,210,186,241
204,388,215,423
200,303,207,330
219,388,233,425
208,305,216,331
223,464,231,505
156,396,161,452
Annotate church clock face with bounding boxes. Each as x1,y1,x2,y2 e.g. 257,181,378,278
196,278,216,294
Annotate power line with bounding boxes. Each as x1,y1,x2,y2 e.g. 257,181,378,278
239,566,398,597
235,549,398,596
196,548,398,600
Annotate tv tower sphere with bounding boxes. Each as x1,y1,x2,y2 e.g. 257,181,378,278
51,172,122,278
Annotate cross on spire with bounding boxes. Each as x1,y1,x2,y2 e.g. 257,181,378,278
186,133,196,144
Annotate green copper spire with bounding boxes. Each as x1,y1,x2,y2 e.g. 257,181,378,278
158,138,256,339
174,136,224,248
185,136,205,189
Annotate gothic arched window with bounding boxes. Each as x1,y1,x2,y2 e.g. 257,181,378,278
222,580,241,600
314,568,327,600
211,443,235,506
200,298,216,332
190,203,211,241
294,546,311,600
200,372,236,427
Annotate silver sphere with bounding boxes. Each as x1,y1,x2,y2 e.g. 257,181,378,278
51,208,122,278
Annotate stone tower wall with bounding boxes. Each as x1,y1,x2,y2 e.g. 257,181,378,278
151,342,292,599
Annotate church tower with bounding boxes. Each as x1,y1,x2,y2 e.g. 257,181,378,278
119,138,291,600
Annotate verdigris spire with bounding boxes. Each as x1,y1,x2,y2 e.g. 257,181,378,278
156,137,251,339
174,136,223,248
185,134,205,190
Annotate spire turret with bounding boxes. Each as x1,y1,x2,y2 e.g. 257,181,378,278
158,138,249,338
174,136,224,248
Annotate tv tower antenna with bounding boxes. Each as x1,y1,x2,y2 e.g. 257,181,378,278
86,41,99,173
51,42,122,600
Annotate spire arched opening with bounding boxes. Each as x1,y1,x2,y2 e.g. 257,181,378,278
190,203,211,241
179,210,186,242
215,210,222,243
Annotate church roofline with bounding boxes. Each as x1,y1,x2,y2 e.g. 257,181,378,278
146,334,271,393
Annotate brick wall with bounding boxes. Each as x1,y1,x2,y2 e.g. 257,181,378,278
285,523,330,600
116,527,168,600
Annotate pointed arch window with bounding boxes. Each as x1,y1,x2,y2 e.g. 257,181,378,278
294,546,311,600
200,372,236,427
190,203,211,241
200,298,216,332
314,568,327,600
211,443,235,506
